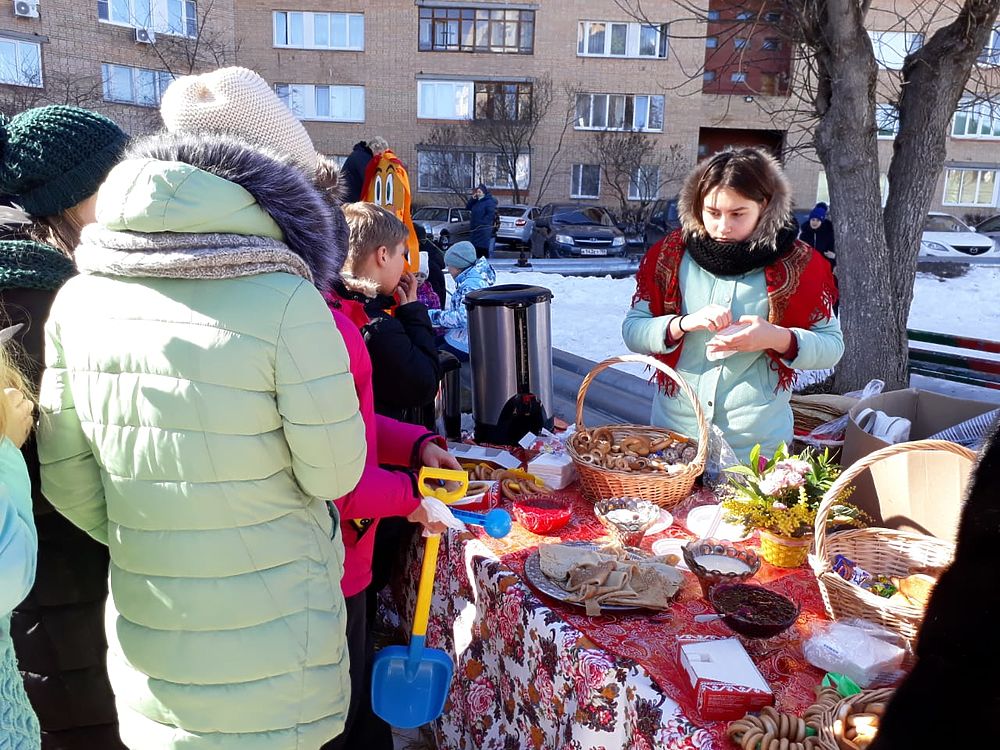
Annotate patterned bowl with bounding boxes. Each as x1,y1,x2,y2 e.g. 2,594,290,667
512,495,573,534
682,539,761,599
593,497,661,547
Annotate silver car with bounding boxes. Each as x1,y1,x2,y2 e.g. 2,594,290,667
496,204,538,249
412,206,471,248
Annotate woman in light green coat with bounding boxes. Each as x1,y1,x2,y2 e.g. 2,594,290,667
36,133,366,750
623,148,843,462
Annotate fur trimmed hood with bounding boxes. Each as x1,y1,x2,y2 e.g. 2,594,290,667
677,148,792,250
123,132,345,289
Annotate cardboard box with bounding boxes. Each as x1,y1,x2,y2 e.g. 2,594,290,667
677,636,773,721
841,389,989,542
447,442,521,470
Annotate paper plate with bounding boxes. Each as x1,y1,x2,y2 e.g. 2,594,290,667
650,539,690,571
645,509,674,536
684,504,750,542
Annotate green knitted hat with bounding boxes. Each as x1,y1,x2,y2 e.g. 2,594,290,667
0,239,75,291
0,106,128,218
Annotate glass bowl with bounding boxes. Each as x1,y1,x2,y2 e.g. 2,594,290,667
682,539,761,599
709,583,801,639
511,495,573,534
593,497,661,547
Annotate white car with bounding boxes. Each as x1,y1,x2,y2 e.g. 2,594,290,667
920,212,996,257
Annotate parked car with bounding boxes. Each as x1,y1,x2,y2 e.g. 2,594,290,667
974,214,1000,250
530,204,627,258
496,204,538,249
643,198,680,248
920,212,996,257
412,206,471,248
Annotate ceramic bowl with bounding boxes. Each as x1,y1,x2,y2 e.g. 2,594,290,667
512,495,573,534
709,583,800,639
682,539,761,599
593,497,661,547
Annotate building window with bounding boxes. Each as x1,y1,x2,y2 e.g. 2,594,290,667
97,0,197,36
818,171,889,206
734,37,748,49
273,11,364,50
703,70,716,82
417,149,530,191
979,27,1000,65
730,72,747,83
762,38,780,50
0,36,42,87
102,62,173,106
952,98,1000,138
275,83,365,122
628,165,660,201
575,93,664,131
707,10,720,21
943,168,998,206
875,103,899,139
571,164,601,198
417,80,472,119
868,31,923,70
705,36,718,48
418,6,534,54
577,20,668,58
763,11,782,23
474,81,532,120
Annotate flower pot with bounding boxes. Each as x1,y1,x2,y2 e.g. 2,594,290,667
757,529,812,568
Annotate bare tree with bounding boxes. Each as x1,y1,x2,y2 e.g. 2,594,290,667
418,76,574,205
584,131,686,234
146,0,240,77
0,64,104,118
617,0,1000,391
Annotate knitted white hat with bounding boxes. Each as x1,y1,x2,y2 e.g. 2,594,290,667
160,66,317,170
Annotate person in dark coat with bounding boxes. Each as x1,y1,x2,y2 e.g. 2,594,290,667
414,223,447,308
341,137,389,203
799,201,836,268
0,105,128,749
466,183,498,259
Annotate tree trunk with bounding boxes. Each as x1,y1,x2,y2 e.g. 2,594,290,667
811,1,898,392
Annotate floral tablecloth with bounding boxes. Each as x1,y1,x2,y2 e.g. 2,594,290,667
382,484,828,750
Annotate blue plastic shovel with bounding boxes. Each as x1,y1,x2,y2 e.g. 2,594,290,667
371,468,466,728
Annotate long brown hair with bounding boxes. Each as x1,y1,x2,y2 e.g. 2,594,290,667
0,343,32,439
29,207,87,257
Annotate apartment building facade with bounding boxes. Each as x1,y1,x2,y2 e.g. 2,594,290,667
3,0,1000,218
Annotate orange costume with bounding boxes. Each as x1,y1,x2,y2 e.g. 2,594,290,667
361,149,419,273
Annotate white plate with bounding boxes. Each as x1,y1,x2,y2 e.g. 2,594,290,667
645,509,674,536
650,539,690,571
684,504,751,542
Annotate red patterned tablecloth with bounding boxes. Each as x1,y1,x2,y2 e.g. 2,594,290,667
475,485,828,749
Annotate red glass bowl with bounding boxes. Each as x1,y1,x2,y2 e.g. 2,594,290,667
512,495,573,534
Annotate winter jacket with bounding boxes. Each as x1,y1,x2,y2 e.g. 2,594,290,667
417,281,441,311
466,188,498,250
341,142,373,203
324,305,440,597
799,219,836,266
331,284,443,420
428,257,496,354
0,437,41,750
420,235,447,307
0,243,124,749
36,134,366,750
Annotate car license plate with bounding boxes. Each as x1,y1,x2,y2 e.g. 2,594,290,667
580,247,607,256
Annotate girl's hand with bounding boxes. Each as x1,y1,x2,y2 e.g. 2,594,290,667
707,315,793,356
2,388,33,448
420,441,462,471
683,304,732,333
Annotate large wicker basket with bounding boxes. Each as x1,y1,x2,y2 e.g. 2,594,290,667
812,687,896,750
810,440,974,642
567,354,708,508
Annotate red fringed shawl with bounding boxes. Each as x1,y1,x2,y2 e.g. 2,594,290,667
632,229,838,394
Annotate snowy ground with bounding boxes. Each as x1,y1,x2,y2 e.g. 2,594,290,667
493,264,1000,402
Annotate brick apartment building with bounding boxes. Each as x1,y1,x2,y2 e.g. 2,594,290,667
2,0,1000,219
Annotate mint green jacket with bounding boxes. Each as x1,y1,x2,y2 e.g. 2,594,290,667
623,253,844,462
37,158,366,750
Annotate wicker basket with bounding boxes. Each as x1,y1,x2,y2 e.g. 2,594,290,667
810,440,974,642
812,687,896,750
567,354,708,508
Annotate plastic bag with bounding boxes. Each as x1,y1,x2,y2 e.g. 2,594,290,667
417,495,467,537
802,618,909,688
802,379,886,445
702,424,740,488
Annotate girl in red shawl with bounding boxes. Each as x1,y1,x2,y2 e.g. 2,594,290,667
623,148,843,461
